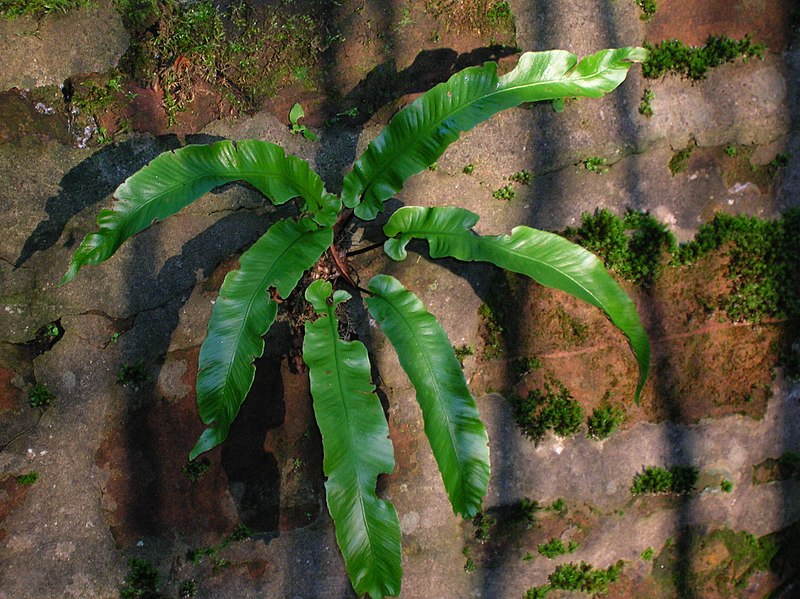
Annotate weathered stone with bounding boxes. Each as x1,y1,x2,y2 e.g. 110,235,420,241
0,0,129,91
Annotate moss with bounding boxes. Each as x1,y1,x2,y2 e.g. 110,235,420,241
509,379,583,442
669,144,693,175
673,209,800,324
634,0,656,20
72,73,127,117
116,0,328,121
15,471,39,485
453,343,475,366
509,169,532,184
752,451,800,484
640,547,654,560
720,479,733,493
190,524,254,567
118,360,149,389
0,0,89,18
492,184,516,200
638,88,655,117
642,35,764,80
178,580,198,598
462,546,477,572
653,527,778,595
511,355,542,381
462,163,475,175
472,511,496,544
478,303,504,359
630,465,699,495
548,561,623,594
28,383,54,410
565,208,675,287
120,558,162,599
523,586,551,599
582,156,608,173
538,538,578,558
587,403,624,440
555,304,589,344
182,457,211,482
547,497,567,516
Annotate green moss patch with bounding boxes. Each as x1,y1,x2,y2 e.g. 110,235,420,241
642,35,764,80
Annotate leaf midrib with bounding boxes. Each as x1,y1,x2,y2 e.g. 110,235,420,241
212,229,302,419
375,290,466,506
322,308,383,590
119,167,317,232
399,226,609,313
356,58,624,203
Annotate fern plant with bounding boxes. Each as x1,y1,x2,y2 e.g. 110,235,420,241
62,47,650,598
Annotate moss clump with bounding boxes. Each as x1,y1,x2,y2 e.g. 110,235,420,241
120,558,162,599
753,451,800,484
548,561,623,594
538,538,578,559
492,184,516,200
182,457,211,482
509,379,583,442
669,144,693,175
673,209,800,323
634,0,656,20
638,88,655,117
117,0,327,120
654,527,778,595
28,383,54,410
478,303,504,359
631,465,699,495
472,511,496,544
642,35,764,80
118,360,149,389
16,471,39,485
565,208,675,287
587,403,624,440
582,156,608,173
0,0,89,18
509,170,533,184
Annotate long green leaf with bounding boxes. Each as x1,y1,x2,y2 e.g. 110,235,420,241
61,140,340,284
383,206,650,401
190,219,332,459
342,47,647,220
302,280,402,599
366,275,490,517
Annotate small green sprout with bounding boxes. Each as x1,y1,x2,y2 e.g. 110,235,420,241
582,157,608,173
16,471,39,485
669,146,693,175
724,144,739,157
587,404,624,440
182,457,211,482
462,163,475,174
117,360,149,389
509,169,533,184
179,579,199,598
538,538,578,558
720,479,734,493
640,547,654,560
634,0,656,20
462,546,476,572
289,103,318,141
473,511,496,543
28,383,54,410
492,184,516,200
638,88,654,117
